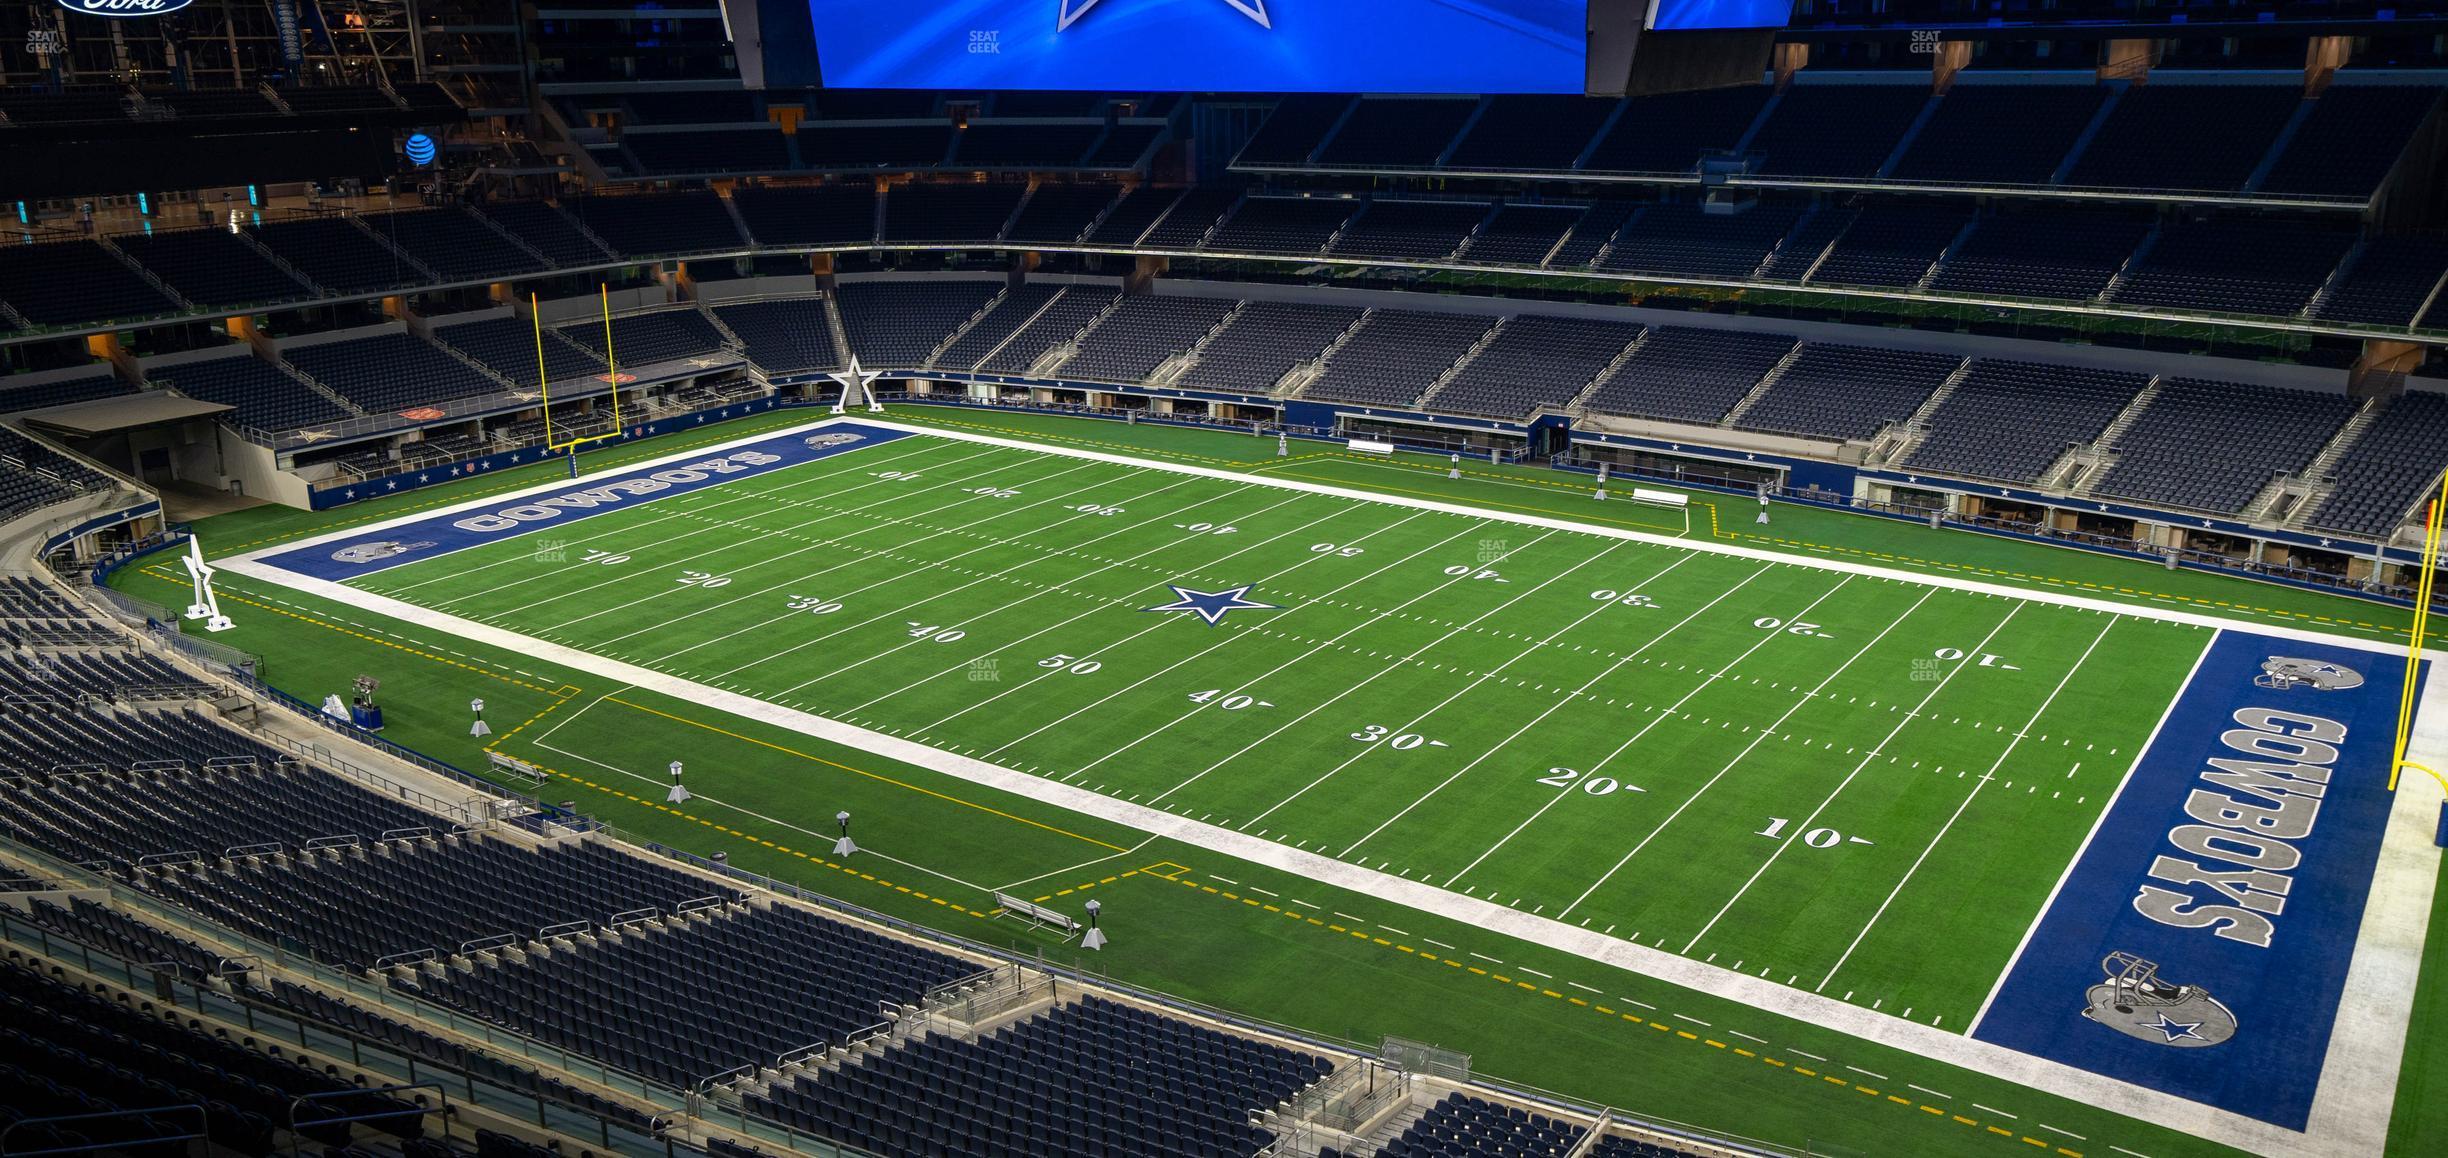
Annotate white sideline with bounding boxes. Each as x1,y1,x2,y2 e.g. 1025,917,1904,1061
223,415,2448,1158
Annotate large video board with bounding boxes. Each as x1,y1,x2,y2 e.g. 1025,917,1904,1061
1647,0,1790,30
803,0,1590,93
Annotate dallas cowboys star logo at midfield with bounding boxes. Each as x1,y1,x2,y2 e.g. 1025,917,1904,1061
1058,0,1271,31
1145,584,1277,626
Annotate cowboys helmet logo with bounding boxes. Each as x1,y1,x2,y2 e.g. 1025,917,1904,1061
2254,656,2364,692
805,433,863,451
2081,952,2235,1048
331,540,436,564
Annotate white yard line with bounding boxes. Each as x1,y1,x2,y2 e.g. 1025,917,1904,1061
495,446,1031,622
1233,533,1615,829
884,498,1376,730
987,834,1163,895
543,457,1115,636
231,416,2445,659
1340,550,1745,858
1063,517,1492,779
811,487,1318,708
1963,632,2219,1035
225,415,2443,1158
692,468,1174,678
1302,533,1645,847
375,438,968,596
1439,566,1836,886
975,509,1434,757
1815,616,2119,993
1555,586,1940,920
1148,526,1567,807
1681,604,2025,953
645,468,1191,662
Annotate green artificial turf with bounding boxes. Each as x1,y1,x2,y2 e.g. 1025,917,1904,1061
108,404,2442,1158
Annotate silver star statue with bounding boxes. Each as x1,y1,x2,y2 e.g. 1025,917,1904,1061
1059,0,1271,31
827,356,886,414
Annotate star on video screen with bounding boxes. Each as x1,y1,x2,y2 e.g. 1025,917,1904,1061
804,0,1590,93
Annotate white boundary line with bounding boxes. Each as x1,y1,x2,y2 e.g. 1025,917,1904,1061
221,415,2445,1158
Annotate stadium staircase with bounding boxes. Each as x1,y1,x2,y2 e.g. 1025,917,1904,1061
1562,328,1655,416
1416,318,1511,412
821,292,856,370
921,288,1011,369
2302,236,2370,318
95,233,198,312
556,205,625,265
1757,202,1844,283
1433,97,1496,168
2065,375,2165,494
1196,195,1248,250
349,216,442,284
1872,356,1975,464
2049,85,2126,185
1146,299,1250,387
1029,291,1129,378
0,301,29,331
1075,187,1134,245
1584,206,1646,270
2094,224,2162,304
2273,395,2392,525
1715,340,1808,427
230,230,322,297
1873,92,1945,180
1280,309,1376,398
2242,97,2320,194
270,353,374,418
721,193,761,250
1914,217,1985,292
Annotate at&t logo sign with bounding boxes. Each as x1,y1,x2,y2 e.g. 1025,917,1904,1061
56,0,197,16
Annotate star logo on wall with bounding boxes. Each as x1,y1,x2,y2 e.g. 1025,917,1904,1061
1145,583,1278,626
1059,0,1271,31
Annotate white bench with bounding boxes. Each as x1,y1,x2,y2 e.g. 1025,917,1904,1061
994,892,1079,933
1346,438,1397,455
1630,487,1690,508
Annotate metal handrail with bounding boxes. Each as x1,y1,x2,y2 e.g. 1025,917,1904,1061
0,1104,209,1157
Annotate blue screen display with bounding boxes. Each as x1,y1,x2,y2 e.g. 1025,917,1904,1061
806,0,1588,93
1648,0,1789,30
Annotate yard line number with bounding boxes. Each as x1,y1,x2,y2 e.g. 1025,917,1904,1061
1187,689,1273,710
1756,817,1874,848
1537,766,1644,796
1351,724,1449,750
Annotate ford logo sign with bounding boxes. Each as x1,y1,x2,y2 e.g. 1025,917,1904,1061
56,0,197,16
404,133,436,166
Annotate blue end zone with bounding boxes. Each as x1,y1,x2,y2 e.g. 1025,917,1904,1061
1972,631,2424,1129
254,422,909,582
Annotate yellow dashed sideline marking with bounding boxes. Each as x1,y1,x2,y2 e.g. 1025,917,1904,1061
604,694,1125,852
1157,869,2130,1156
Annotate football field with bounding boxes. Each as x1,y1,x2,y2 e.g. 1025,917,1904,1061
221,415,2436,1152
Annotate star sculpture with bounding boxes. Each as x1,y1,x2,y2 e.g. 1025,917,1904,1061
2145,1014,2204,1043
1059,0,1271,31
827,355,886,414
1145,583,1278,626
